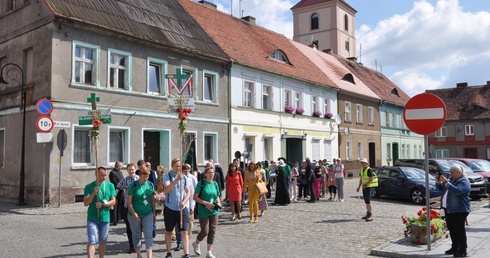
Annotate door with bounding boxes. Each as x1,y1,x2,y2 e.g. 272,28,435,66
144,131,160,170
369,142,376,168
392,143,399,163
464,148,477,158
286,138,303,163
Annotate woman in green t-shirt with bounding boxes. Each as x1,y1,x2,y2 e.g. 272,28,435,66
127,166,156,258
191,167,221,258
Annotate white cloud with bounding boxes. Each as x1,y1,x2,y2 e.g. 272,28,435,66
358,0,490,96
213,0,294,38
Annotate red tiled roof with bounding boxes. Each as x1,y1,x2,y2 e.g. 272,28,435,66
426,84,490,120
178,0,337,88
334,56,410,106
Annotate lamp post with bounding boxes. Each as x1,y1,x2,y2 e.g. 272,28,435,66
0,63,26,206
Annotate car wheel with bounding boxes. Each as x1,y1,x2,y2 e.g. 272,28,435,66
371,188,380,198
411,188,424,204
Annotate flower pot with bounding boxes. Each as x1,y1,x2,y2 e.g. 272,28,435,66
409,224,441,244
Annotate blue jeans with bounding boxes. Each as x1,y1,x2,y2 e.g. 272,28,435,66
128,213,154,249
87,220,110,244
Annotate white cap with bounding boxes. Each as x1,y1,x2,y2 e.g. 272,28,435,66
360,158,368,163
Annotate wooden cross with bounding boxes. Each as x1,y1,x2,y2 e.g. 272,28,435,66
165,68,190,88
87,93,100,110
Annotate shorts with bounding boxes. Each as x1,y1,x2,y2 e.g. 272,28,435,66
362,187,373,204
164,206,189,232
87,220,110,244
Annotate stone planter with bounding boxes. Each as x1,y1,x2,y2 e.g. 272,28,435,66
410,224,441,244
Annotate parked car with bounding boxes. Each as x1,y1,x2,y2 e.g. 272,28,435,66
372,166,442,204
394,158,487,199
446,158,490,193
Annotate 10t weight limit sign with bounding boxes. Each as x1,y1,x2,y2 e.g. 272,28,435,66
37,115,54,132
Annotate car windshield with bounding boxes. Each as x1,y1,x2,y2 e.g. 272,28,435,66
468,160,490,172
402,167,434,180
439,160,474,173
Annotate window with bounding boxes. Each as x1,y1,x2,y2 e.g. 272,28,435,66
0,129,4,167
344,14,349,31
487,148,490,160
263,137,272,161
419,145,422,157
324,140,332,161
391,88,399,96
401,144,406,159
356,104,363,123
147,58,167,95
179,69,193,96
385,112,389,126
323,98,330,116
262,85,272,110
435,127,447,137
465,124,474,136
312,96,318,115
270,50,290,64
311,13,319,30
109,128,128,163
312,139,321,161
284,89,293,107
73,41,99,86
7,0,27,11
346,141,352,160
368,107,375,125
295,92,303,109
345,102,352,122
386,143,392,160
357,141,363,159
203,133,217,161
345,41,350,51
436,149,449,158
108,49,132,90
203,71,218,102
407,145,411,158
244,136,254,161
392,113,396,128
413,145,417,158
243,81,254,107
74,127,92,164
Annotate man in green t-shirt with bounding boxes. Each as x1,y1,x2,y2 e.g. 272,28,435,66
83,167,116,258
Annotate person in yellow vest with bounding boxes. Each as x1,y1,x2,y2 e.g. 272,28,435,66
356,158,378,221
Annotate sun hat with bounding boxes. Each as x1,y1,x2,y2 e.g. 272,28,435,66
360,158,368,163
277,160,285,167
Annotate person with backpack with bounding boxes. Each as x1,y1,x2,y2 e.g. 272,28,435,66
192,167,222,258
163,159,192,258
127,166,156,258
174,163,198,252
356,158,378,221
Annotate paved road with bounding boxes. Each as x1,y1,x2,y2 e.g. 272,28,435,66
1,179,485,258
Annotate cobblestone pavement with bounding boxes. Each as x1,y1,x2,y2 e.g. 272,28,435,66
1,179,486,258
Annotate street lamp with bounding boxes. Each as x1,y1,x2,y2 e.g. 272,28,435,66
0,63,26,206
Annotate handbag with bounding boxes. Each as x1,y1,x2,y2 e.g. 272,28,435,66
255,181,268,195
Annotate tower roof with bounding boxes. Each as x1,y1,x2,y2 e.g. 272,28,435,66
291,0,356,12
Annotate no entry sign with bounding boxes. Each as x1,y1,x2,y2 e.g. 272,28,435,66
403,93,447,135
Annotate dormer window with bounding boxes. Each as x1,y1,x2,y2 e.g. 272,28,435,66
270,50,290,64
341,73,355,84
391,88,399,97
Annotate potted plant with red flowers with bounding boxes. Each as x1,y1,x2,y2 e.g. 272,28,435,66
401,207,447,244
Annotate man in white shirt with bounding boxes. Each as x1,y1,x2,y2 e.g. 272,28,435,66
174,163,198,252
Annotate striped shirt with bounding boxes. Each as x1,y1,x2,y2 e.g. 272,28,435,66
117,175,139,208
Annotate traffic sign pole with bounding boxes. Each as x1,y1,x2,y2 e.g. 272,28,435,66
403,93,447,251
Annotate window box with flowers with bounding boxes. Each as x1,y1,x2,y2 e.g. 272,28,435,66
312,110,322,117
295,107,305,115
325,112,334,119
285,104,295,114
401,207,447,245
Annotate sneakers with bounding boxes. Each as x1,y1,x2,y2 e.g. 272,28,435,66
192,242,201,255
340,199,344,202
165,253,172,258
206,252,216,258
362,211,372,220
445,248,457,255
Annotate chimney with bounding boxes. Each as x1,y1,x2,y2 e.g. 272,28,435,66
456,82,468,88
322,49,332,54
486,81,490,87
347,57,357,62
241,16,256,25
198,0,217,10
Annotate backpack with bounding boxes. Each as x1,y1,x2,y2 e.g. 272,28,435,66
195,179,220,217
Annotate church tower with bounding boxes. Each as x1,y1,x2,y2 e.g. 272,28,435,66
291,0,357,59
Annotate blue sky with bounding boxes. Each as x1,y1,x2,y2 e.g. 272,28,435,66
207,0,490,97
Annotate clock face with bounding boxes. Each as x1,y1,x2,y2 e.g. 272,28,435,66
344,126,350,135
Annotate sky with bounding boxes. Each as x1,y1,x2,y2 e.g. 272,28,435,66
206,0,490,97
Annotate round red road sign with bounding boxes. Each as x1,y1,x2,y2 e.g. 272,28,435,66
403,93,447,135
37,115,54,132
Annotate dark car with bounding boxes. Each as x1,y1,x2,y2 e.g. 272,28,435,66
372,166,442,204
394,158,487,199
